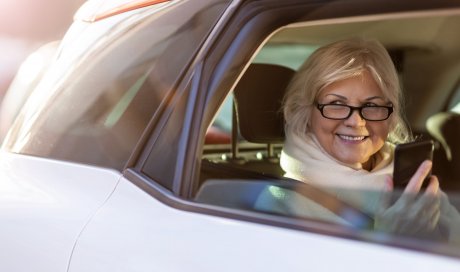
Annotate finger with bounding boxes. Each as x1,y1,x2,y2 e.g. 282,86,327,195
424,175,439,196
411,193,441,230
416,204,441,233
427,202,441,229
429,208,441,230
413,190,440,217
404,160,432,193
393,177,437,220
419,195,441,220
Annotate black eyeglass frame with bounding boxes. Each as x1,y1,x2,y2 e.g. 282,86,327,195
316,103,394,121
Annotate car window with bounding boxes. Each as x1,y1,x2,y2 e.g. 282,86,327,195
198,10,460,257
3,0,231,172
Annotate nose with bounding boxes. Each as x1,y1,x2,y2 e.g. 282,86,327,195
343,108,366,127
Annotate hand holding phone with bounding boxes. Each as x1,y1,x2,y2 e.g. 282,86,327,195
393,140,434,189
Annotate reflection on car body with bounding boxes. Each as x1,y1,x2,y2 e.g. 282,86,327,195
1,0,460,271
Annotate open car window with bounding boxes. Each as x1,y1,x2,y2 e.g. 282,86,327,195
198,10,460,257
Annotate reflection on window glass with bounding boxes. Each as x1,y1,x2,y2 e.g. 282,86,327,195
5,0,232,171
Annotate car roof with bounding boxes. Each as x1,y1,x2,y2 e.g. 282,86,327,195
74,0,173,22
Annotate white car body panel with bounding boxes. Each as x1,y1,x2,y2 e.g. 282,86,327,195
68,176,460,272
1,152,459,271
0,151,121,272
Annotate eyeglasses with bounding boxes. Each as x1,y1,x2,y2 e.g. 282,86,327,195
316,103,393,121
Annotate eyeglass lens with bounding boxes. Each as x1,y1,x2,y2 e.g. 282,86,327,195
320,104,391,121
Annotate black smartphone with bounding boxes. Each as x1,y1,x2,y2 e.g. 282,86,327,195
393,140,434,188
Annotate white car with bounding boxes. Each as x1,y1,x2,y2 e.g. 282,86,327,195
1,0,460,271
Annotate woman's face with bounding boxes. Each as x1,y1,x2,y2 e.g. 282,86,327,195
310,71,392,167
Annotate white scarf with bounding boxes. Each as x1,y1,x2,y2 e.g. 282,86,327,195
280,132,394,214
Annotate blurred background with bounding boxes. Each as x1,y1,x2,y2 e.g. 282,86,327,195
0,0,85,102
0,0,86,141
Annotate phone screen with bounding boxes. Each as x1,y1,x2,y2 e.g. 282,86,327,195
393,140,434,188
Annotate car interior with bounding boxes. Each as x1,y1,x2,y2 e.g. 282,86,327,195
197,10,460,220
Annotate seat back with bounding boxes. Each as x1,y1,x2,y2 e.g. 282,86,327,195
226,63,295,176
201,63,295,182
233,63,295,144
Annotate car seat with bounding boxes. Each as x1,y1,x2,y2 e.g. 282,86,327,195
201,63,295,181
234,64,294,144
231,63,295,175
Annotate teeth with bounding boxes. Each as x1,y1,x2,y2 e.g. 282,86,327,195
339,135,366,141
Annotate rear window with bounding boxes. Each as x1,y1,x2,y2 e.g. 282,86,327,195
3,0,230,170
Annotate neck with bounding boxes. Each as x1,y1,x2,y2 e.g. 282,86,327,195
361,156,375,171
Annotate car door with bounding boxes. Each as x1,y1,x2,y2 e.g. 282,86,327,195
69,0,460,271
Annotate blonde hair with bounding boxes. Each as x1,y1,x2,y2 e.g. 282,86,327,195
283,38,411,144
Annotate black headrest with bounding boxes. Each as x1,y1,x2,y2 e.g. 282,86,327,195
233,64,295,144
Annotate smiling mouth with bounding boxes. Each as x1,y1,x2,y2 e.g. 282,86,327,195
337,134,368,141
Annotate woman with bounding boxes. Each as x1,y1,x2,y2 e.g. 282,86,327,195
279,38,460,241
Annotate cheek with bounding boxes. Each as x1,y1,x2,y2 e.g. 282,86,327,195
368,121,390,143
310,110,332,132
387,117,398,137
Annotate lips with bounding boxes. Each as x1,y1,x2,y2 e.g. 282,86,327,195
337,134,368,141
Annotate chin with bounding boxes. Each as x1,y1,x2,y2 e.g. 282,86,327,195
337,155,368,166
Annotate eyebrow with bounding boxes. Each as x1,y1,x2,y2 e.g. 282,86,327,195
324,94,386,102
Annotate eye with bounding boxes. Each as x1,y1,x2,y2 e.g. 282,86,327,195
363,102,379,107
329,100,346,105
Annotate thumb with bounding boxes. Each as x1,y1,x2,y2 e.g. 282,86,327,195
384,175,394,191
